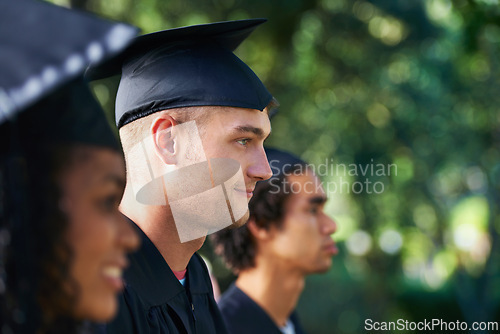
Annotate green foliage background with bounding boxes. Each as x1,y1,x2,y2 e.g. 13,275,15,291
49,0,500,332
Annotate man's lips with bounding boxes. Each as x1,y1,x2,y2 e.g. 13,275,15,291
323,241,338,255
234,187,255,198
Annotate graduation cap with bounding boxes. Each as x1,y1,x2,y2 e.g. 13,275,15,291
12,77,123,151
0,0,137,130
265,147,307,179
86,19,274,128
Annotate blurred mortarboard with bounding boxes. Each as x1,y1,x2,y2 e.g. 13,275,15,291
14,77,123,151
265,147,307,178
86,19,274,128
0,0,138,149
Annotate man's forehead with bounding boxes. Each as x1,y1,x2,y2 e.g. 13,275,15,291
207,106,271,128
289,172,326,197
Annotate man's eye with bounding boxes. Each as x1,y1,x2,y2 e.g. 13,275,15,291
309,207,319,215
237,139,250,146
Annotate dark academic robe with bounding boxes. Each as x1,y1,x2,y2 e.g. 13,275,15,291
218,284,306,334
99,221,228,334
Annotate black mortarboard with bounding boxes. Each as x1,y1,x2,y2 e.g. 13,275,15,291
87,19,273,128
0,0,137,131
265,147,307,178
15,77,122,151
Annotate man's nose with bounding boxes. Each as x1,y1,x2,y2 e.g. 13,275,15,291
322,214,337,235
247,149,272,181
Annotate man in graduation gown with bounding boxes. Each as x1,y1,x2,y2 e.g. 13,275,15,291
211,148,338,334
88,19,274,334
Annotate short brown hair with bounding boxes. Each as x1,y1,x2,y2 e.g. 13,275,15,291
119,106,212,156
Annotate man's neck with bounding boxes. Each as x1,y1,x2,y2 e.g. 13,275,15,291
120,189,205,271
235,258,305,328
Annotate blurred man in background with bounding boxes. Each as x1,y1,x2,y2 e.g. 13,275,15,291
212,148,338,334
89,19,274,334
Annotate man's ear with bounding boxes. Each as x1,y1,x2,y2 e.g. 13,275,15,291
247,219,273,241
151,115,179,165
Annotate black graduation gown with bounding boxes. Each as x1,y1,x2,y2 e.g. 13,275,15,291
99,221,228,334
218,284,306,334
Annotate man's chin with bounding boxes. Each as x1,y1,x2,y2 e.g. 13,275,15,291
229,209,250,229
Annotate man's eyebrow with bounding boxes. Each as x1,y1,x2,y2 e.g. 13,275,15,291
309,196,327,205
233,125,271,140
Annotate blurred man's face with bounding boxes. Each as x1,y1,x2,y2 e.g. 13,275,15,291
267,170,338,274
200,106,273,227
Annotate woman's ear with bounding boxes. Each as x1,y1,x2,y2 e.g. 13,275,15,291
151,115,179,165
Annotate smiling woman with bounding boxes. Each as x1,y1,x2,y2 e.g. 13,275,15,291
0,79,140,334
58,146,138,322
0,1,139,332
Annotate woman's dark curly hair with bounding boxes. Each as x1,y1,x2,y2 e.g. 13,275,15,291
211,149,308,274
0,115,83,333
